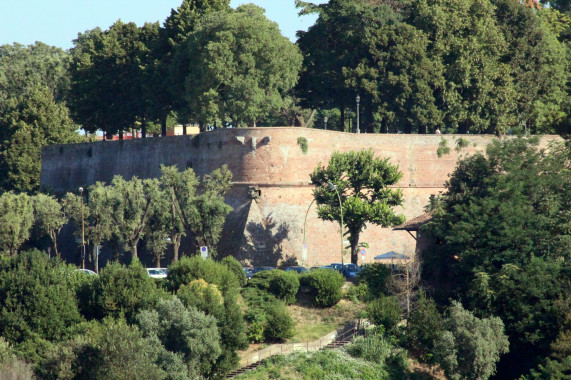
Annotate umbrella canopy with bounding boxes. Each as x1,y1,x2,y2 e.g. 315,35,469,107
373,251,412,264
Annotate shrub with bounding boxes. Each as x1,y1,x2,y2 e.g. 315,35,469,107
406,291,443,366
92,259,166,322
344,282,369,302
357,263,390,300
263,303,294,342
304,269,345,307
366,296,402,333
433,301,509,380
220,256,247,287
0,250,83,346
166,256,239,295
269,271,300,305
247,270,279,292
136,297,221,378
345,332,408,375
0,337,34,379
177,279,224,320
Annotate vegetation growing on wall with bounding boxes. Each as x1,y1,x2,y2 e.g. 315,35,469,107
297,136,309,154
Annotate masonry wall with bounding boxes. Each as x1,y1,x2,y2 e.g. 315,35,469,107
40,128,558,266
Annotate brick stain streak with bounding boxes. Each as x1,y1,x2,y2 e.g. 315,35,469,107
40,128,560,266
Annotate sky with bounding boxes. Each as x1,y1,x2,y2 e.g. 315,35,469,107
0,0,327,51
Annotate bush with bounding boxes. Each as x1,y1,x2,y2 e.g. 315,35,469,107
433,301,509,380
0,250,83,346
303,269,345,307
220,256,247,287
263,303,294,342
357,263,390,300
345,332,408,374
166,256,239,295
92,259,166,322
136,297,221,378
366,296,402,333
247,270,279,292
269,271,300,305
344,282,369,302
177,279,224,320
406,291,442,366
0,337,34,379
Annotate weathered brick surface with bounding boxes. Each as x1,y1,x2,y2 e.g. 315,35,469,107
41,128,559,265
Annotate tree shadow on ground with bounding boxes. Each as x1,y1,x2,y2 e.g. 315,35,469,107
242,214,297,267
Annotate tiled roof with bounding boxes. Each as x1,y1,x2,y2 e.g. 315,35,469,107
393,212,433,231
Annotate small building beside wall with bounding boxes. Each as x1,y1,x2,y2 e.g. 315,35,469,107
393,212,435,258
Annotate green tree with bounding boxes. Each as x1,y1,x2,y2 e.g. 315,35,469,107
69,21,160,138
32,193,67,258
366,296,402,333
160,165,199,262
92,259,165,322
433,301,509,380
189,165,233,254
175,4,302,128
63,183,114,272
136,297,221,378
311,149,405,264
107,176,162,259
0,192,34,256
0,250,83,346
406,291,443,366
423,137,570,378
406,0,516,134
493,0,568,134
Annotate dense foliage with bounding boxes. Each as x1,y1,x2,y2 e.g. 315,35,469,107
423,137,571,378
311,149,405,264
300,269,345,307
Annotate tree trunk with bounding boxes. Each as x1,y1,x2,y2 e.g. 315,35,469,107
131,241,138,259
156,252,161,267
119,130,124,140
50,230,59,258
172,234,181,262
340,107,345,132
350,233,360,265
161,117,167,136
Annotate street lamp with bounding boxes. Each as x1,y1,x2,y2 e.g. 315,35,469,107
79,187,85,270
324,116,328,130
302,198,316,266
327,181,344,266
356,95,360,134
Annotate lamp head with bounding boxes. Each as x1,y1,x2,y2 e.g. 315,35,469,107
356,95,360,104
327,181,336,190
324,116,328,123
79,187,83,193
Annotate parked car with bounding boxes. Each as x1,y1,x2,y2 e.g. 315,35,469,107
146,268,167,279
341,263,361,279
243,267,254,280
74,269,97,275
330,263,343,272
284,266,308,274
252,266,275,274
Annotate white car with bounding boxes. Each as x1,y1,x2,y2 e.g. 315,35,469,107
146,268,167,279
74,269,97,275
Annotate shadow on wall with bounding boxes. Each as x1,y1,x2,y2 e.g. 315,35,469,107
242,215,297,267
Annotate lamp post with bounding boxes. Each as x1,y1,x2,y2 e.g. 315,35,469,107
79,187,85,270
324,116,328,130
302,198,316,266
356,95,360,134
327,182,344,266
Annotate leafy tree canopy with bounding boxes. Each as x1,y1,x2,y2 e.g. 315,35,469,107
174,4,302,128
311,149,405,264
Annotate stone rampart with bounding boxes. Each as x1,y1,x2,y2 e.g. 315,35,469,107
40,128,559,266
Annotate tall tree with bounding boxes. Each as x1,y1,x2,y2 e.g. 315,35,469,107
0,192,34,256
0,43,81,193
310,149,405,264
493,0,568,134
68,21,159,138
63,183,114,272
32,193,67,258
106,176,162,259
423,137,571,378
160,165,199,262
175,4,302,128
148,0,231,135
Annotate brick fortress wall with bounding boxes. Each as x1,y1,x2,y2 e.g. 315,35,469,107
40,128,558,266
